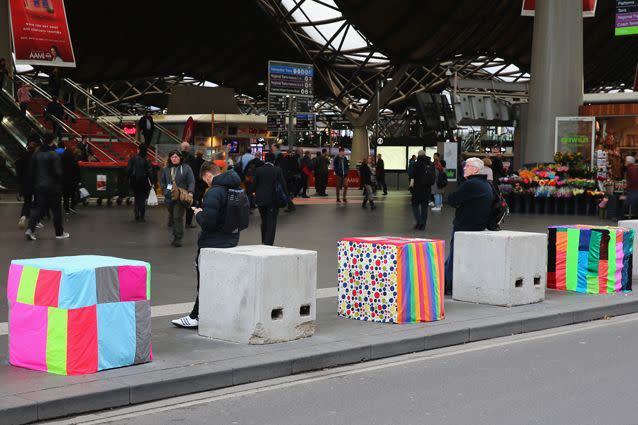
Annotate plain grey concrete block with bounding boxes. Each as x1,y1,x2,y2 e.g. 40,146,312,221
454,231,547,307
19,381,130,421
0,396,38,425
199,245,317,344
618,220,638,278
469,320,523,342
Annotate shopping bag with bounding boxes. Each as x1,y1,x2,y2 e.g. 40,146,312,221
147,189,158,206
79,187,90,200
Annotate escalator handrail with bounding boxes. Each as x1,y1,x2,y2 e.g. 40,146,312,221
47,115,119,164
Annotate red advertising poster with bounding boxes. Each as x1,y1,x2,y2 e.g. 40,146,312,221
521,0,597,18
9,0,76,68
182,116,194,144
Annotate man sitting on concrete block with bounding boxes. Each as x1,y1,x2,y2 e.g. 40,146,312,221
172,162,244,328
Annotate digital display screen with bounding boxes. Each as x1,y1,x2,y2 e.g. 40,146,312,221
377,146,407,171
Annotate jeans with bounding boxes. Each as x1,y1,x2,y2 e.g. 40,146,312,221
29,189,64,236
134,188,149,219
259,206,278,245
167,201,186,242
336,175,348,200
362,185,374,206
626,191,638,216
444,229,456,294
434,193,443,208
411,200,428,226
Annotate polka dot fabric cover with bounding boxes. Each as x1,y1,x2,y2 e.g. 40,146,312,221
338,237,445,324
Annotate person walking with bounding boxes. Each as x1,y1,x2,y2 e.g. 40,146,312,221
127,144,154,222
432,154,447,211
255,152,288,245
16,141,38,228
160,150,195,247
138,112,155,147
77,136,93,162
60,141,80,214
171,162,242,328
376,153,388,195
25,134,69,241
45,96,64,140
407,155,417,178
444,157,493,295
300,150,313,198
313,149,329,196
333,147,349,203
181,142,200,228
410,150,435,230
16,83,32,116
359,156,376,210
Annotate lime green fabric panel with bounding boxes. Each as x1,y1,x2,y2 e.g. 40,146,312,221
16,266,39,305
586,231,602,294
566,229,580,291
46,307,68,375
145,264,151,300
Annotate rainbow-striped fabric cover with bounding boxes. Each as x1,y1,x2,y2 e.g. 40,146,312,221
6,256,152,375
337,237,444,323
548,225,634,293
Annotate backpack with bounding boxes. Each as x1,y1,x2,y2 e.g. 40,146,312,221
436,169,448,189
221,187,250,233
421,163,436,187
486,183,509,231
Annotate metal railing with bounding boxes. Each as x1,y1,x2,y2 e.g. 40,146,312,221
47,115,119,163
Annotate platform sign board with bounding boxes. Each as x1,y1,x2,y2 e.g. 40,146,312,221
521,0,597,17
268,94,289,113
9,0,76,67
295,97,314,114
616,0,638,36
295,114,315,132
268,61,314,97
555,117,596,167
267,115,287,132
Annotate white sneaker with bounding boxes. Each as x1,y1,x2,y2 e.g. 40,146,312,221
55,232,70,239
36,222,44,229
171,315,198,328
432,207,442,211
18,216,27,229
25,229,36,241
428,202,435,207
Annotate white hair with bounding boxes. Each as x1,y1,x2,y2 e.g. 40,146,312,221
465,157,484,171
627,156,636,165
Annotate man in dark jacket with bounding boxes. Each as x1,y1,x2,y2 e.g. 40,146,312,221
444,157,493,295
171,163,241,328
127,144,154,222
60,141,80,214
26,134,69,240
138,112,155,147
255,152,288,245
181,142,200,228
16,141,38,228
359,156,376,210
410,151,435,230
300,150,313,198
376,154,388,195
333,147,350,203
45,96,64,139
313,149,330,196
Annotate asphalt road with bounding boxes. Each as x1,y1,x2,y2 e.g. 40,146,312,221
46,313,638,425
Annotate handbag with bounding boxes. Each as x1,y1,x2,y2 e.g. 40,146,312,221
171,168,193,206
147,182,158,206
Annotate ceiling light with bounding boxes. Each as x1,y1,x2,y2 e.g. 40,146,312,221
257,82,265,86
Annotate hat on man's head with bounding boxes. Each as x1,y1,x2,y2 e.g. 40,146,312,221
465,157,484,171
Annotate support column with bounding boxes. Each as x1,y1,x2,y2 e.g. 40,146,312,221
524,0,583,165
350,126,369,168
0,0,14,94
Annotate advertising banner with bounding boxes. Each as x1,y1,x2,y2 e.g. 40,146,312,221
616,0,638,36
521,0,597,17
555,117,596,167
9,0,76,67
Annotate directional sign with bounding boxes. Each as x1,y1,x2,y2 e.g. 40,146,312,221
295,114,316,131
267,114,287,132
268,93,289,113
268,61,314,97
616,0,638,36
295,97,314,113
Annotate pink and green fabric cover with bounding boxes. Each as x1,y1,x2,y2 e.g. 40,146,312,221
7,255,152,375
547,225,634,293
338,237,445,323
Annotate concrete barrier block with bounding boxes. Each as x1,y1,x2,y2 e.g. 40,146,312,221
618,220,638,279
198,245,317,344
453,231,547,307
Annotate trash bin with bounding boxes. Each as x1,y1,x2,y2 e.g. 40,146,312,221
79,162,126,206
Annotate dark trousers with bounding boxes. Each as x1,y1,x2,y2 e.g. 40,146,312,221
63,188,77,212
315,173,327,195
377,174,387,194
168,201,185,242
29,189,63,236
134,188,149,219
411,200,428,226
142,130,154,147
626,191,638,216
259,205,278,245
444,229,456,294
20,192,33,218
300,174,308,196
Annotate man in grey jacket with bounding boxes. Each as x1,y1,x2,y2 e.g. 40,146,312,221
160,150,195,247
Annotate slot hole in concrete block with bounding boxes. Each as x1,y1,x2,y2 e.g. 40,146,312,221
515,278,523,288
300,304,311,317
534,276,541,286
271,308,283,320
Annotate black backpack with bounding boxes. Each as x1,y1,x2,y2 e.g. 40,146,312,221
422,163,436,187
436,169,448,189
486,183,509,231
221,188,250,233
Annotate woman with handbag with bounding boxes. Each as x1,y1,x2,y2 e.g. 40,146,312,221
160,150,195,247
